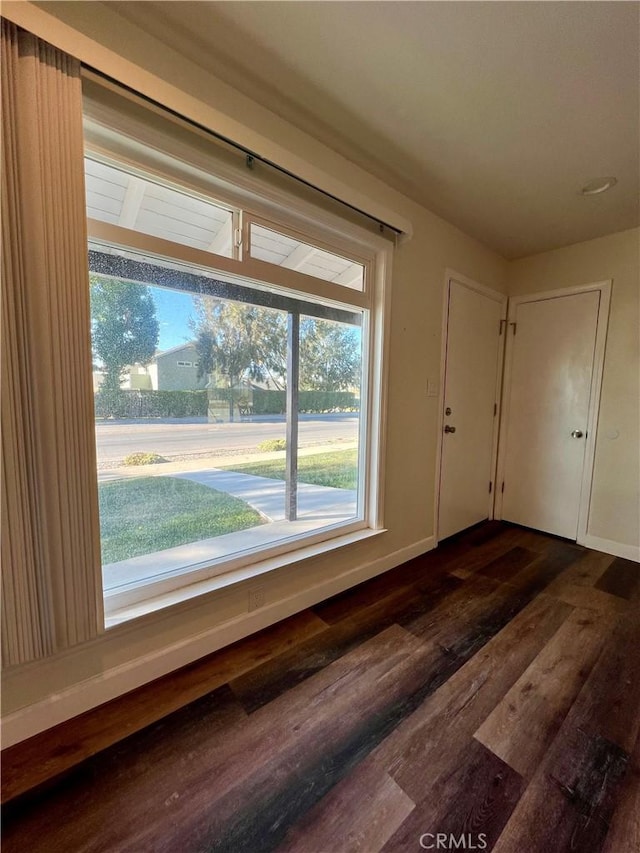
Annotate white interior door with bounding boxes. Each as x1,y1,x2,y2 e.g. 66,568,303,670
498,290,601,538
438,278,505,540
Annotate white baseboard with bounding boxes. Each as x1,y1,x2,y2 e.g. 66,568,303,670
1,536,435,748
579,534,640,563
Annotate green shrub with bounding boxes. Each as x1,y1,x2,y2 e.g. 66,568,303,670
122,452,168,466
94,388,362,419
251,389,359,415
94,388,130,419
251,390,286,415
95,389,208,419
257,438,286,452
299,391,359,412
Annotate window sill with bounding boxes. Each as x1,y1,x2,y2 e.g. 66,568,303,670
104,526,386,628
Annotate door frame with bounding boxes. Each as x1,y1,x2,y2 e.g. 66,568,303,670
494,279,612,545
434,270,508,545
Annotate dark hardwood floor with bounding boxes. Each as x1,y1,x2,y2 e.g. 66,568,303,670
2,522,639,852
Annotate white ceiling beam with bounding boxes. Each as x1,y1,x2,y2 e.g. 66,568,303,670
207,223,233,256
118,176,146,229
333,263,363,288
280,243,318,271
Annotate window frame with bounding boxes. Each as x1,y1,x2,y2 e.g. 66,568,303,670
83,94,393,625
90,234,372,613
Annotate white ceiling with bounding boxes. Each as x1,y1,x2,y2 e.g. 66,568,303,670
109,1,639,258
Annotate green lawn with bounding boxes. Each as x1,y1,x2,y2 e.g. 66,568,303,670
219,448,358,490
98,476,263,564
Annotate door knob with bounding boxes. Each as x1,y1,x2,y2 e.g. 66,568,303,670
571,429,584,438
444,425,456,434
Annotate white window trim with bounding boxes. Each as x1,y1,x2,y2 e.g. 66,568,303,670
104,518,372,614
105,527,387,628
87,216,370,311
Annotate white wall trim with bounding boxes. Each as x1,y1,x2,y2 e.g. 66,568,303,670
579,535,640,563
0,535,435,748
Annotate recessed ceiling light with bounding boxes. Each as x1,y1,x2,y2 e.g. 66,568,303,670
580,176,618,196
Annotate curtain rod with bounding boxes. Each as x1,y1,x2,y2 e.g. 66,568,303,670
82,66,402,241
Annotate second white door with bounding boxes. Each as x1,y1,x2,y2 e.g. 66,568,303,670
498,289,602,538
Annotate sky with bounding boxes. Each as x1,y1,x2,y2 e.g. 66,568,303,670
151,286,197,351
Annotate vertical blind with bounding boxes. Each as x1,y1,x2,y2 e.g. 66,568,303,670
1,20,102,666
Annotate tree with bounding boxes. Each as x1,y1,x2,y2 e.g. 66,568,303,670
299,318,360,391
192,298,361,417
90,276,159,400
192,298,286,420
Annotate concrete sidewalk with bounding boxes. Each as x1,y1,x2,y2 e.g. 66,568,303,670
102,468,358,610
174,468,357,523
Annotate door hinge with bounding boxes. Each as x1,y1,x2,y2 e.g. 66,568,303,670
493,402,497,416
499,318,506,335
501,482,505,493
489,481,493,494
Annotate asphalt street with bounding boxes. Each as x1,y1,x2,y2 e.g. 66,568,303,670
95,414,359,464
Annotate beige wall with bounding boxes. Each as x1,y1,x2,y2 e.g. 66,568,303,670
508,228,640,550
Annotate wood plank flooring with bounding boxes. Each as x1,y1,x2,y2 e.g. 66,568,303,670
2,522,639,852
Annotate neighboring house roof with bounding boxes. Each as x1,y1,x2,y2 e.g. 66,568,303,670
152,341,198,361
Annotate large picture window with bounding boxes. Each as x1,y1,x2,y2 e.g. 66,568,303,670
82,103,389,623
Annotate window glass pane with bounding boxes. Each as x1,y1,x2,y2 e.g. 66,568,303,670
250,223,364,290
297,315,362,522
90,247,365,607
85,157,235,258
